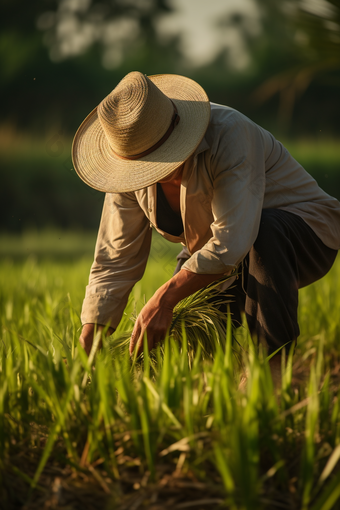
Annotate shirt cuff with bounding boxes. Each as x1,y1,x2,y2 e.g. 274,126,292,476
80,293,129,329
181,248,237,275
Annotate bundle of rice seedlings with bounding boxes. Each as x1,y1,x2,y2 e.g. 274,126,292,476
108,276,240,366
168,280,235,363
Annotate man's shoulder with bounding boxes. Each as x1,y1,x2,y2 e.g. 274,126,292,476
209,103,256,130
204,103,260,150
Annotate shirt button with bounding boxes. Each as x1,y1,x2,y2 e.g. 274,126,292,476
148,208,152,212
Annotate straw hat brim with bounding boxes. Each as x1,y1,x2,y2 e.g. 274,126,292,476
72,74,211,193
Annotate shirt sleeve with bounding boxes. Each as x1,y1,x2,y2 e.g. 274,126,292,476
81,192,152,328
182,113,267,275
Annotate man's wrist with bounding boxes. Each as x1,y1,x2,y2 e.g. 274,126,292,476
82,323,115,336
153,282,177,309
154,268,225,309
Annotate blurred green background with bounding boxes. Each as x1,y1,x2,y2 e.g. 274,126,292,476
1,0,340,241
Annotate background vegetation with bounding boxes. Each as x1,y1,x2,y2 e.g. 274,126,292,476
1,240,340,509
1,0,340,232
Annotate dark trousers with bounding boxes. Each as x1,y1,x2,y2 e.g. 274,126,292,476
177,209,338,355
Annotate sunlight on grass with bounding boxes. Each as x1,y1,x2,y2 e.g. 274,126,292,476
1,235,340,508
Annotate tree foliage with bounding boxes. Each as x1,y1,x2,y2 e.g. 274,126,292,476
251,0,340,126
0,0,179,133
1,0,340,134
37,0,173,68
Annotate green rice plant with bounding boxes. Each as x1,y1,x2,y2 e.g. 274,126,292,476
1,248,340,509
108,276,242,374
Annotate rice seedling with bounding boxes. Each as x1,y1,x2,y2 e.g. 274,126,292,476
1,250,340,509
109,276,240,370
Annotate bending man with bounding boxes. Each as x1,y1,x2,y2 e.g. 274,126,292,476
72,71,340,381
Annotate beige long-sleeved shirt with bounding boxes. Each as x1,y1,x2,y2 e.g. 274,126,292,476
81,103,340,328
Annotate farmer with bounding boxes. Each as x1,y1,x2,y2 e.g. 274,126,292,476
72,71,340,383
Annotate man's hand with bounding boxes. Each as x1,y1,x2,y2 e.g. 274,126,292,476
129,268,226,357
129,293,173,356
79,323,114,355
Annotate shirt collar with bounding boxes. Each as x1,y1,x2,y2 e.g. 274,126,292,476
194,135,210,156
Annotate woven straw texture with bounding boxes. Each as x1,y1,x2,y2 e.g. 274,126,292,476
72,72,210,193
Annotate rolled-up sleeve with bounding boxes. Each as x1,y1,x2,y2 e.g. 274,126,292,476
183,114,267,274
81,192,152,328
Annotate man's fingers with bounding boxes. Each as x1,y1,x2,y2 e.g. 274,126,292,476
138,328,167,356
129,331,139,355
130,320,149,356
136,333,146,357
129,305,172,356
129,325,139,354
135,330,151,357
131,329,154,357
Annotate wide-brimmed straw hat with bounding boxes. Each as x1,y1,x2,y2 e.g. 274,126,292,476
72,71,210,193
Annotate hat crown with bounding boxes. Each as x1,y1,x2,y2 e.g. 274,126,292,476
98,71,174,157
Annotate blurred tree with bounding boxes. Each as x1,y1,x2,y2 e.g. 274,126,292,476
252,0,340,127
37,0,173,70
190,0,340,133
0,0,179,134
1,0,58,86
1,0,340,135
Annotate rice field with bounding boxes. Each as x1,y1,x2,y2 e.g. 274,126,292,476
1,232,340,510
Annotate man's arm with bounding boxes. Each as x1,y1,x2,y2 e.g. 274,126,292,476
80,192,152,354
129,268,225,356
